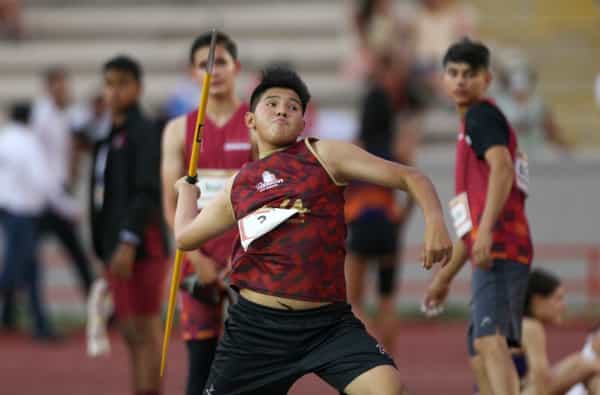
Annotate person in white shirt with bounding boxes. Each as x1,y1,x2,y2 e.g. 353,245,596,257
30,67,94,298
0,102,66,339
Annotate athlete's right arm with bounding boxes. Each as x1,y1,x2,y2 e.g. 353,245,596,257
174,176,237,251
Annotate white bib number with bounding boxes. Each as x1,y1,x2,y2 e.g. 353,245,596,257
515,151,529,195
449,192,473,238
238,207,298,251
195,169,236,208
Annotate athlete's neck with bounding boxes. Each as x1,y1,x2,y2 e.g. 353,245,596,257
207,94,241,128
258,142,295,159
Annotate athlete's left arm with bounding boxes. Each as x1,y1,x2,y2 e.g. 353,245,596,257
174,175,237,251
314,139,452,268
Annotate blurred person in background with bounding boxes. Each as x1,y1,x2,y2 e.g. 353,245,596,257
31,66,95,299
345,50,424,351
414,0,477,69
342,0,413,80
91,55,167,395
0,0,24,40
0,102,67,340
514,269,600,395
494,59,570,159
161,31,254,395
414,0,478,104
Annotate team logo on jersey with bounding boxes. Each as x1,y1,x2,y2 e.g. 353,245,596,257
256,170,284,192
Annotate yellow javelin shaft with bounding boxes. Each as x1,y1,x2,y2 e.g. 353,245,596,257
160,29,217,377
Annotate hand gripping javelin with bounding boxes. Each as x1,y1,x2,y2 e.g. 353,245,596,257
160,28,217,377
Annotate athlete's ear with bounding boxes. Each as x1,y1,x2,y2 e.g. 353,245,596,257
245,111,255,129
234,60,242,74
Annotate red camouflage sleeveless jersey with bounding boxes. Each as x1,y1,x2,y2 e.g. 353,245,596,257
229,138,347,302
455,99,533,265
183,102,252,270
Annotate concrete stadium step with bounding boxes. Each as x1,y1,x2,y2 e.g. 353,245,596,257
0,70,361,109
0,37,349,74
24,3,346,40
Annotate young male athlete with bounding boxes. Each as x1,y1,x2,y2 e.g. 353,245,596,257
90,56,167,395
174,67,452,395
161,31,254,395
423,39,533,395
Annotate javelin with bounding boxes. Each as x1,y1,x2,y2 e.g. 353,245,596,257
160,28,217,377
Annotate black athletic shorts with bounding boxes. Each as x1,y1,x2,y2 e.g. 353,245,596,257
347,214,399,256
203,295,396,395
467,260,530,356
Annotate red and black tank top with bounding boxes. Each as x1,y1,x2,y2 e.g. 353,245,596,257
455,99,533,265
229,138,347,301
183,103,252,269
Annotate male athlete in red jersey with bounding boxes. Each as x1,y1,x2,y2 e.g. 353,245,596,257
173,67,452,395
161,31,254,395
424,39,533,395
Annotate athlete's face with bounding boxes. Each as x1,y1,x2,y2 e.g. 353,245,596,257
442,62,491,107
191,45,240,98
534,285,567,326
245,87,305,151
103,69,141,115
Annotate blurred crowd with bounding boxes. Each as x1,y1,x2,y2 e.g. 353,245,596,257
0,67,105,339
342,0,571,158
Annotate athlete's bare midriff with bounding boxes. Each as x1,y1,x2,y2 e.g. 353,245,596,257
239,289,332,310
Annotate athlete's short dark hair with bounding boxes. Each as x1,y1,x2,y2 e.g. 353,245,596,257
103,55,143,82
189,31,238,64
443,38,490,70
524,268,562,317
249,66,310,114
